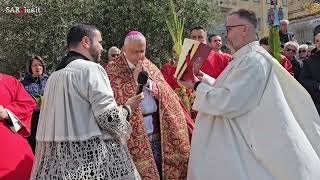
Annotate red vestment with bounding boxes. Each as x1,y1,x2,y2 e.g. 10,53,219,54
0,74,36,180
161,59,180,90
161,59,196,119
107,54,193,180
200,51,231,78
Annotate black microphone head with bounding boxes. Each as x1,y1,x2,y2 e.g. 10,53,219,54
137,70,149,85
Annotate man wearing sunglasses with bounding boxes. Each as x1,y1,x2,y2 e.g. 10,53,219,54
107,46,121,63
181,9,320,180
283,41,301,79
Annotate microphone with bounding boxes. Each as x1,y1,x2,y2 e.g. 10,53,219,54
136,70,149,95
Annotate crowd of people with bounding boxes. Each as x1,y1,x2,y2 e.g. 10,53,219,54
1,8,320,180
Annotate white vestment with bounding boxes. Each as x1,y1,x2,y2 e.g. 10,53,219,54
31,59,140,180
188,41,320,180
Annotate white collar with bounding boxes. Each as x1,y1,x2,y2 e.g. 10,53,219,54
232,41,259,60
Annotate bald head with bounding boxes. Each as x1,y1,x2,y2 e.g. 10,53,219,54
123,33,146,65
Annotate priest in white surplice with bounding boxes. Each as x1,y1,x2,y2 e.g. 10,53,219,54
180,9,320,180
31,24,143,180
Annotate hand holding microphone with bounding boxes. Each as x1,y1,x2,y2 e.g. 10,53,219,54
136,70,149,95
125,71,148,113
125,93,144,112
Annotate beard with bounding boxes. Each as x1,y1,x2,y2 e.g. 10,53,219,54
89,44,101,63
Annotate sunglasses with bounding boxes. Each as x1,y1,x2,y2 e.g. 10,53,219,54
285,48,296,53
299,50,306,53
110,54,119,58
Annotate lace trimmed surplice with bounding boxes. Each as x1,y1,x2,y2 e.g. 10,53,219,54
31,60,140,180
31,106,140,180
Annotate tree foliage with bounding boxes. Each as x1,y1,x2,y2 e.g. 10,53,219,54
0,0,221,77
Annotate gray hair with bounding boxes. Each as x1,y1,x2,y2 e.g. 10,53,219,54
299,44,308,50
229,9,258,29
280,19,289,25
108,46,120,54
124,33,146,46
284,41,299,50
308,45,315,50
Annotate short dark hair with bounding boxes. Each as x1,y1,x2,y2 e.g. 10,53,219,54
191,25,206,32
67,24,99,48
208,34,219,42
28,55,46,74
230,9,258,29
259,37,269,46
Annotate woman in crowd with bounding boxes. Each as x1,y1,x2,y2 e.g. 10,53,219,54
297,44,309,66
21,55,48,153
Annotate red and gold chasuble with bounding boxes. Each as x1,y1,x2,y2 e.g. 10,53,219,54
0,74,36,180
106,54,192,180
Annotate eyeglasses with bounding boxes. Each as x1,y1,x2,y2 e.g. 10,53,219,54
213,39,221,42
110,54,119,58
285,48,297,53
299,50,306,53
225,24,247,33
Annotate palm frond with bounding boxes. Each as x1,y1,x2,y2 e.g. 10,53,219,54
164,0,184,60
269,26,281,63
